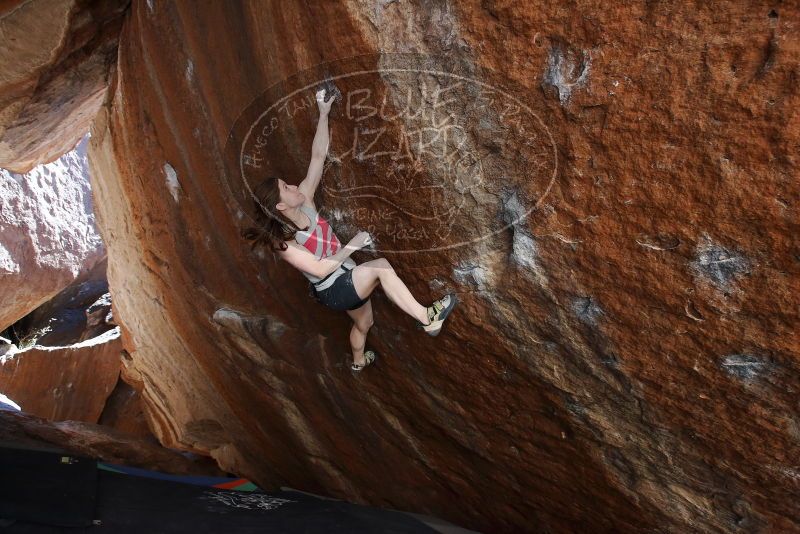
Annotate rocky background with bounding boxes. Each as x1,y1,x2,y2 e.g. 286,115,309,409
0,0,129,172
2,1,799,533
0,135,105,333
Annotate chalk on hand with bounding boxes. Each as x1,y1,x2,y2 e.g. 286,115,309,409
316,80,342,103
363,234,373,246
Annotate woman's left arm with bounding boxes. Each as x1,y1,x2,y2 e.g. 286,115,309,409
299,90,334,201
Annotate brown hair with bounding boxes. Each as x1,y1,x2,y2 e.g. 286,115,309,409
240,176,304,252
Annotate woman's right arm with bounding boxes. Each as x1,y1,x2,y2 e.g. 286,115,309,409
279,232,371,278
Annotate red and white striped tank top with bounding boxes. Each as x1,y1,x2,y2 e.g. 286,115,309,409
294,205,355,290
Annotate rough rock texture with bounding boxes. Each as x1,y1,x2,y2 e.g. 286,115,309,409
84,1,798,533
0,0,129,172
0,327,121,423
0,135,105,332
98,377,156,440
0,409,224,476
12,257,112,347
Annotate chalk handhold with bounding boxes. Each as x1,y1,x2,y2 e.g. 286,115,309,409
316,79,342,103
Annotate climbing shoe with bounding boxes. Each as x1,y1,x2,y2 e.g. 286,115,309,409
418,293,458,336
351,350,377,372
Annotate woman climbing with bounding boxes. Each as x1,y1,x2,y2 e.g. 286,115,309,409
241,88,457,372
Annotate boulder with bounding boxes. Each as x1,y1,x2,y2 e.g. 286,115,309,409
13,257,112,347
0,0,129,172
98,378,156,440
0,134,105,332
73,0,800,531
0,408,224,476
0,327,121,423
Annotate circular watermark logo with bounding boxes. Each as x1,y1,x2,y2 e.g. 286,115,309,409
223,54,557,255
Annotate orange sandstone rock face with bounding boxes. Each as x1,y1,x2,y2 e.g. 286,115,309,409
0,0,128,172
0,328,122,423
0,409,224,476
98,377,155,440
86,1,799,532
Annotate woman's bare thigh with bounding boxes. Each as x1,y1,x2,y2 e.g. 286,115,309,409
350,261,386,300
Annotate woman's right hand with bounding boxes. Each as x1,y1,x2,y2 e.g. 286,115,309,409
348,231,372,250
316,89,335,115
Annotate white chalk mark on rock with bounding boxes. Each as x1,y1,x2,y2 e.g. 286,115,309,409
542,42,591,105
502,191,538,269
720,354,768,380
572,296,603,325
691,237,750,289
453,262,490,290
163,163,181,202
185,60,194,82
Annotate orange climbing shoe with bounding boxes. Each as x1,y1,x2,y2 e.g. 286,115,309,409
418,293,458,336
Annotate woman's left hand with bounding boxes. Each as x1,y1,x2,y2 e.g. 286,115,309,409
316,89,334,115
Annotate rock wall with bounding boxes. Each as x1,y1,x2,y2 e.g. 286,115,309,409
0,328,122,423
0,135,105,332
85,1,798,533
0,0,129,172
98,377,156,440
0,409,224,476
13,257,112,347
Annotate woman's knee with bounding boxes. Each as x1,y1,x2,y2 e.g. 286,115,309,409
371,257,394,272
363,315,374,331
354,315,374,332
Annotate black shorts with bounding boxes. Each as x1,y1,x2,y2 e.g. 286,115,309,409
310,267,369,311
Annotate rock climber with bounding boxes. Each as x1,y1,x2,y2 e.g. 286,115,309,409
241,87,457,372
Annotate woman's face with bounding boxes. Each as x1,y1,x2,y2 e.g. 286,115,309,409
276,179,305,210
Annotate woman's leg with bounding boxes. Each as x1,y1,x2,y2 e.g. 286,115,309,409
351,258,429,325
346,299,373,366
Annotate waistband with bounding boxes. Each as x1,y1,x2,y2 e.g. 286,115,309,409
312,264,352,290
